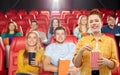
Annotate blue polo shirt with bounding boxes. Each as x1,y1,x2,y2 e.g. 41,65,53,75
101,25,120,35
44,42,76,75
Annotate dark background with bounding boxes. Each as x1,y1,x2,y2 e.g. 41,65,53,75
0,0,120,12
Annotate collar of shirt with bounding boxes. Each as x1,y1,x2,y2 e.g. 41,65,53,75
108,25,117,30
89,33,105,42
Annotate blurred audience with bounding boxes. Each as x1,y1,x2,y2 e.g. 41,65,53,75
73,15,91,39
101,15,120,35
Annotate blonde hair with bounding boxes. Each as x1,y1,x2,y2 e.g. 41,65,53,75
77,15,88,33
23,31,41,64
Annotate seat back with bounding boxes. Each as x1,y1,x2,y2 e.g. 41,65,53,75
0,38,5,71
50,35,78,44
8,36,26,75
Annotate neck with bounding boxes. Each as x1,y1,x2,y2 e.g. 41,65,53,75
81,24,86,26
92,32,102,40
28,47,35,51
56,42,64,46
109,25,114,29
9,31,14,34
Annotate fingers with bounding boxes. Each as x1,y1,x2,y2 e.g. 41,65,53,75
81,44,93,52
97,57,108,66
30,60,38,66
68,67,79,73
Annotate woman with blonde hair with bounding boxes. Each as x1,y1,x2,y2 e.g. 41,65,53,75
73,15,91,39
16,31,44,75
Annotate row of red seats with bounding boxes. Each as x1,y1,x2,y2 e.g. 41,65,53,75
0,9,117,21
0,9,120,36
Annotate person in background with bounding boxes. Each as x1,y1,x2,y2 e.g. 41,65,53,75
101,15,120,35
1,21,21,44
73,15,91,40
73,9,119,75
29,20,48,45
1,21,21,69
44,26,79,75
16,31,44,75
48,18,60,42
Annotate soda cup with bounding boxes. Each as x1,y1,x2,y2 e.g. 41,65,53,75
28,51,36,65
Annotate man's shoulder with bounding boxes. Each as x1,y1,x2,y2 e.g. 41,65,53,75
46,43,56,48
65,42,75,45
115,25,120,28
64,42,76,47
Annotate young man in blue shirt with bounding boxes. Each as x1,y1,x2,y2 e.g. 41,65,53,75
43,26,79,75
101,15,120,35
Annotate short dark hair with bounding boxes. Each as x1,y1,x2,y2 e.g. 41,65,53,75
54,26,66,35
31,20,38,25
107,15,116,19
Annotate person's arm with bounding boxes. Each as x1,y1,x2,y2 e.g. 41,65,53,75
73,40,93,68
74,50,83,68
107,38,119,69
73,27,81,39
40,32,48,44
68,67,79,75
98,38,119,69
1,33,6,40
47,30,51,42
43,56,58,72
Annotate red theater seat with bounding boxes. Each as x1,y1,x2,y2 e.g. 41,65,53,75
50,35,78,44
36,14,49,21
8,36,51,75
9,16,21,21
40,11,50,17
67,18,78,34
22,15,34,21
61,24,70,35
17,10,27,19
0,38,5,74
8,36,26,75
29,10,39,16
15,19,30,35
5,12,16,18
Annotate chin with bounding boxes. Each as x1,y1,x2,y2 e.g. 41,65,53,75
93,30,100,33
56,40,64,44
